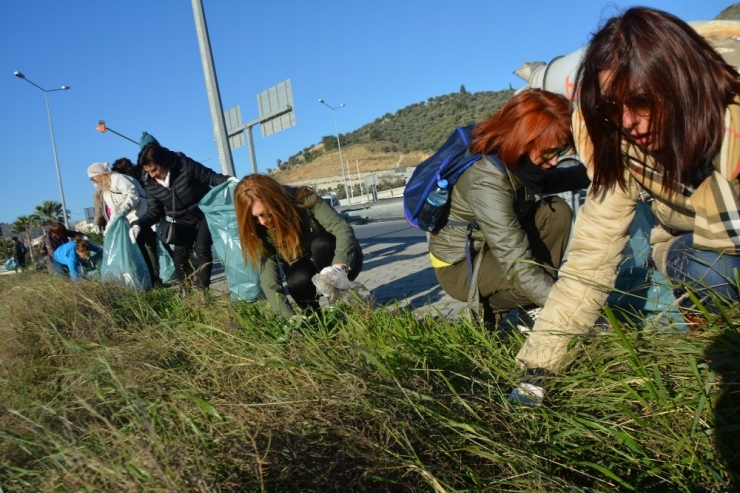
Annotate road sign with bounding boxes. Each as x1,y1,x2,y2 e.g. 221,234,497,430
225,105,244,150
257,79,295,137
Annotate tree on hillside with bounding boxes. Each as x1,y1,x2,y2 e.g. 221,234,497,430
277,88,516,169
10,216,35,262
33,200,67,227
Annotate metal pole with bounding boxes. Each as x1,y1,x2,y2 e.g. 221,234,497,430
246,126,258,175
43,92,69,228
356,159,364,198
330,110,351,204
320,100,352,205
191,0,235,176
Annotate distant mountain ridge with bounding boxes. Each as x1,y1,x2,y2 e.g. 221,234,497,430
269,88,515,183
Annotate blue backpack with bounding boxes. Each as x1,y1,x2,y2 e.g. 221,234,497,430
403,125,505,231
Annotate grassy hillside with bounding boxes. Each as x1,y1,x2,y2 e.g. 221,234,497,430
270,88,515,184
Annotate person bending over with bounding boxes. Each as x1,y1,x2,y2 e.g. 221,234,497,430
131,136,233,290
511,7,740,405
234,174,363,318
430,89,589,327
87,161,160,286
53,235,102,282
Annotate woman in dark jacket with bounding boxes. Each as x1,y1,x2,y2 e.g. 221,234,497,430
429,89,590,327
234,174,363,317
131,140,233,290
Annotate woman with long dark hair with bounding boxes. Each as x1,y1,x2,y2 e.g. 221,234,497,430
429,89,590,326
512,7,740,405
234,174,363,318
131,138,232,290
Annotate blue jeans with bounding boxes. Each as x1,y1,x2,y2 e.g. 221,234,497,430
665,234,740,311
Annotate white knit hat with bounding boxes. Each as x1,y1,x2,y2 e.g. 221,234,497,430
87,162,111,178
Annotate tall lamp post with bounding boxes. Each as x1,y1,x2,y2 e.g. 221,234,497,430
318,99,352,205
14,71,71,228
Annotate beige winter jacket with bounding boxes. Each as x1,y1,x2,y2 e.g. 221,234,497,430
516,104,740,372
102,172,148,234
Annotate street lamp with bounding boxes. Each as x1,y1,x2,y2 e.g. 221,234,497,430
14,71,71,228
318,99,352,205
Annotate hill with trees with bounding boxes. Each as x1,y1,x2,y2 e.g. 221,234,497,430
269,87,515,184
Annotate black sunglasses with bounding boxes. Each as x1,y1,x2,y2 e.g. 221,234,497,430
540,144,573,163
596,94,653,126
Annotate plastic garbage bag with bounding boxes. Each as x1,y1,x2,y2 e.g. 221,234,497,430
157,240,176,283
4,258,19,270
607,202,685,328
100,213,151,290
312,266,371,304
198,181,261,301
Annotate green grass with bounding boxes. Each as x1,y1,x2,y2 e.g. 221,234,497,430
0,272,738,492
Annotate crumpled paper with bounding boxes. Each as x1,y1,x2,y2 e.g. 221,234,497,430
312,266,371,304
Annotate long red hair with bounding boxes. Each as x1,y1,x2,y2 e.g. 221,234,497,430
234,174,319,265
469,89,573,168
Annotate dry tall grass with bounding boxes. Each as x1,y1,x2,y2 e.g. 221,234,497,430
1,272,738,491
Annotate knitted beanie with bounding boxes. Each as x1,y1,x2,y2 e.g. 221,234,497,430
87,162,111,178
139,131,160,151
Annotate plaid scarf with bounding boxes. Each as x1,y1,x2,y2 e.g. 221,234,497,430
623,105,740,255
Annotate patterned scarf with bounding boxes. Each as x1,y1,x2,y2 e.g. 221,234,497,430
624,105,740,254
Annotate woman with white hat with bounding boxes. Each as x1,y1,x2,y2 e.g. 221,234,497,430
87,161,160,286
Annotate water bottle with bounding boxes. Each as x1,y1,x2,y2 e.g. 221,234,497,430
417,179,449,232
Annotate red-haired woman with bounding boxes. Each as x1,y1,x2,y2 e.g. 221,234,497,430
430,89,590,326
234,174,363,318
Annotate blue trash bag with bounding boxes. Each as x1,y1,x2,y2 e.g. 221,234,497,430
607,202,686,329
199,181,261,301
5,258,19,270
100,213,152,290
157,240,176,283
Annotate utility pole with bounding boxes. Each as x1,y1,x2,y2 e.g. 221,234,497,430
191,0,235,176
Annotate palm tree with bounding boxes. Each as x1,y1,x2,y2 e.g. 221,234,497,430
11,216,36,262
33,200,68,226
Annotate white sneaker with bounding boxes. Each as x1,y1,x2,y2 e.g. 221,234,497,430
516,307,541,333
508,382,544,406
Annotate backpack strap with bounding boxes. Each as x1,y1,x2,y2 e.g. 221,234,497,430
444,220,484,316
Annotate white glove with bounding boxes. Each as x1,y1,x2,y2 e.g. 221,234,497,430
92,225,101,234
128,225,141,244
227,176,240,183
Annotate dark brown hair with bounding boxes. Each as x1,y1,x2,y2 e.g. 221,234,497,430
49,222,66,236
469,89,572,168
234,174,319,265
137,143,177,169
576,7,740,195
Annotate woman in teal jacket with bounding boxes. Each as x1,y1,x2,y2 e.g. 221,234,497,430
53,236,103,281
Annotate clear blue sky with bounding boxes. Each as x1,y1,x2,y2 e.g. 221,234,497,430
0,0,730,225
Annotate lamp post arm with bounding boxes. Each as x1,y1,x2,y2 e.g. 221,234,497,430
106,127,139,145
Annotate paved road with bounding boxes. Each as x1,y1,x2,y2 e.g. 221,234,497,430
352,219,466,318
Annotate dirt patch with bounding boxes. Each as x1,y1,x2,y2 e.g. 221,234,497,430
270,142,430,185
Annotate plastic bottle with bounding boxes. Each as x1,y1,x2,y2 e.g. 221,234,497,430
417,179,449,232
